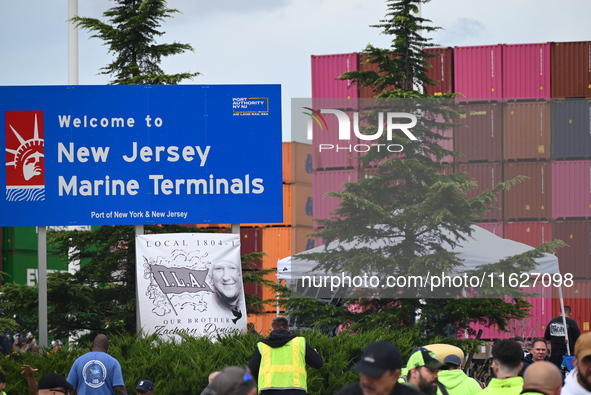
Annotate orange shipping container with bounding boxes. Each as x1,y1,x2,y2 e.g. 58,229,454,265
244,183,313,228
503,161,551,220
503,101,551,161
247,311,280,336
283,142,313,184
261,226,316,305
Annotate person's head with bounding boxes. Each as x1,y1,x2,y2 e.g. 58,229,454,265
38,372,74,395
351,341,403,395
443,354,463,370
491,339,523,378
512,336,525,349
522,361,562,395
210,366,256,395
209,371,220,385
529,338,548,362
136,379,154,395
211,261,241,305
270,316,289,331
0,371,6,392
406,348,446,395
92,334,110,352
563,305,572,317
574,332,591,390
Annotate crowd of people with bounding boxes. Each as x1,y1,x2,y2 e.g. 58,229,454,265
1,308,587,395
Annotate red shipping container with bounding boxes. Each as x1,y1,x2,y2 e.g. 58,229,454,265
425,111,454,164
454,103,503,163
552,220,591,278
503,101,551,161
241,228,264,299
312,53,359,106
313,169,358,226
505,221,552,248
468,286,553,340
454,45,503,101
424,47,454,96
552,161,591,219
477,222,504,238
504,161,551,220
502,43,551,100
241,228,263,258
310,108,361,170
358,53,381,99
456,162,503,221
552,279,591,333
551,41,591,99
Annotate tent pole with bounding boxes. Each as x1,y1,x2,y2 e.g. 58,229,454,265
558,285,570,356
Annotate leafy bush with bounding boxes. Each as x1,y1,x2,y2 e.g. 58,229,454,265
0,328,482,395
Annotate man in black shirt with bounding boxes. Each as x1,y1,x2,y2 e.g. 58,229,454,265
335,341,422,395
544,305,580,369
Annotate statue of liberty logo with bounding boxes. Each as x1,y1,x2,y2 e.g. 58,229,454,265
5,110,45,201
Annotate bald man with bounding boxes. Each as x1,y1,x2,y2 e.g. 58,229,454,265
520,361,562,395
67,334,127,395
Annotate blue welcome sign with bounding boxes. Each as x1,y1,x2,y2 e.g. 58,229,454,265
1,85,282,226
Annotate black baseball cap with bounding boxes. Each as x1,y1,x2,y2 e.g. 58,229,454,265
38,373,74,390
407,348,447,370
443,354,462,366
136,380,154,391
351,341,403,377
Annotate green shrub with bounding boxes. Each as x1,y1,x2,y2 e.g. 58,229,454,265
0,328,482,395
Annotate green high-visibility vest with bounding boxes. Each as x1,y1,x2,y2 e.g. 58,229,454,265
257,336,307,392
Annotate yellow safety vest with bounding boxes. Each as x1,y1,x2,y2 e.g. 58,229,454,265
257,336,307,392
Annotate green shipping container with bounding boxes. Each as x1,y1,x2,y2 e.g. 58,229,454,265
2,250,67,286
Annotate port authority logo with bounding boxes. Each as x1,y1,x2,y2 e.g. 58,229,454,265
5,110,45,201
232,97,269,116
303,108,418,153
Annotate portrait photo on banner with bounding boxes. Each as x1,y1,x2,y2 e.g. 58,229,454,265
135,232,246,341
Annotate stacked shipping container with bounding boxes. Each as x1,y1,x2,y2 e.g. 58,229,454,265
248,142,315,331
311,40,591,340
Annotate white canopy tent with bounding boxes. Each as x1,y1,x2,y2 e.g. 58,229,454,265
278,225,559,280
277,225,570,349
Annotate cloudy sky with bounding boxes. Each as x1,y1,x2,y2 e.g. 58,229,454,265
1,0,589,139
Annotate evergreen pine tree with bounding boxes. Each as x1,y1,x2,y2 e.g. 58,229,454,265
72,0,199,85
285,0,563,336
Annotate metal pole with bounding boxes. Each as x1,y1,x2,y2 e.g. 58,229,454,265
558,286,570,356
68,0,79,85
37,227,48,347
135,225,144,334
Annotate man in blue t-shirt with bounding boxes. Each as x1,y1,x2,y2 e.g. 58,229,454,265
67,334,127,395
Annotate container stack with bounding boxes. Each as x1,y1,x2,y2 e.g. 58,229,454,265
311,54,361,230
311,40,591,339
199,142,315,333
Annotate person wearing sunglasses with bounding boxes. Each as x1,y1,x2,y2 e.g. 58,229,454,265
37,373,74,395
